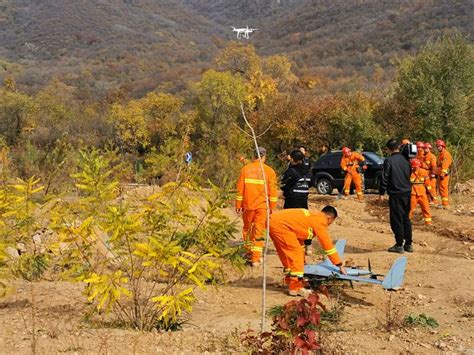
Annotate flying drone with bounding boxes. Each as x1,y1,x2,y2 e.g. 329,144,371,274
304,240,407,290
232,26,257,39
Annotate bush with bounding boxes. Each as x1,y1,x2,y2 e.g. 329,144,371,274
404,313,439,328
241,292,325,354
47,149,241,330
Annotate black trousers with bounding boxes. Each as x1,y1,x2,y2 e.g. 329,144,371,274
283,198,308,209
388,193,412,246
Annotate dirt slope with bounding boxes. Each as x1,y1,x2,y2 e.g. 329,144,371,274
0,191,473,353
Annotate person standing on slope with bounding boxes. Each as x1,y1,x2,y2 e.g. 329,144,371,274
379,138,413,254
340,147,367,200
281,150,313,209
409,159,433,226
435,139,453,209
422,142,438,204
235,147,278,266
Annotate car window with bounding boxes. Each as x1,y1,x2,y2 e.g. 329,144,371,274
363,152,384,164
316,155,331,166
328,153,342,167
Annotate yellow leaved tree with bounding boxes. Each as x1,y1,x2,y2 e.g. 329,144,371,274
47,149,241,330
0,146,49,295
108,92,183,153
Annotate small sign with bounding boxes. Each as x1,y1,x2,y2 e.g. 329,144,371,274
185,152,193,164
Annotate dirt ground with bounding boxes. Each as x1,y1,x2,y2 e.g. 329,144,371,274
0,189,473,354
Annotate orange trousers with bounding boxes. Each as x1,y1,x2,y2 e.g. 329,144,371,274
427,176,438,203
409,194,432,225
438,176,450,206
242,209,267,263
343,172,363,199
269,226,306,291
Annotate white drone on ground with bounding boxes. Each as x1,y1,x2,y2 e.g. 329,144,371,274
232,26,257,39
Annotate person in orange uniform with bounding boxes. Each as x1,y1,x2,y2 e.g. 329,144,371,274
422,143,438,204
270,206,346,296
415,142,425,163
435,139,453,208
236,147,278,266
409,159,432,225
340,147,367,200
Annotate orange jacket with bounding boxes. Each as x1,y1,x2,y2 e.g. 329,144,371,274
436,149,452,176
236,160,278,210
416,150,425,162
410,169,431,197
341,152,365,174
270,209,342,265
422,152,437,176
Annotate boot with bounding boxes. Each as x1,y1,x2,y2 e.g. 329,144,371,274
388,244,404,254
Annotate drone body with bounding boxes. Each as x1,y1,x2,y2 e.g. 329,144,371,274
304,240,407,290
232,26,257,39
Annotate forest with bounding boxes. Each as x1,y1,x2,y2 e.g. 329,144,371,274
1,33,473,189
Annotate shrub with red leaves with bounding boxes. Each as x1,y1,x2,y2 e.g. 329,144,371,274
241,292,326,354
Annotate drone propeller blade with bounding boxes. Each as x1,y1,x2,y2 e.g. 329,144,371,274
368,258,372,273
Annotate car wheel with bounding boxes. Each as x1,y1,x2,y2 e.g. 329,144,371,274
316,178,333,195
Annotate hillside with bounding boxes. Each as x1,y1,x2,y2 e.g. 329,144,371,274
0,0,472,94
184,0,473,80
0,0,224,95
0,0,221,60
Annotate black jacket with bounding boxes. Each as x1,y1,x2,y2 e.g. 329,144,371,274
379,152,411,196
303,157,312,169
281,164,313,200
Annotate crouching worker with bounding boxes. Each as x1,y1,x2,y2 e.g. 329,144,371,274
270,206,346,296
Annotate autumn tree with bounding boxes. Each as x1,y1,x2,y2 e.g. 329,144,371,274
0,84,36,146
392,33,473,143
214,43,278,110
386,32,473,178
108,92,183,153
262,55,298,91
192,70,249,183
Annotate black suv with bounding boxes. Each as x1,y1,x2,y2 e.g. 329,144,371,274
312,151,384,194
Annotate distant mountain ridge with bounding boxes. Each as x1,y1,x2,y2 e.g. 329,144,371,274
183,0,473,78
0,0,222,60
0,0,472,94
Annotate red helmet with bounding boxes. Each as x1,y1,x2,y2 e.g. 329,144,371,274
436,139,446,148
416,141,425,149
342,147,351,156
424,142,432,150
411,158,421,169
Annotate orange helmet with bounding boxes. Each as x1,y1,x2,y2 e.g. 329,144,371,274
342,147,351,156
424,142,432,150
436,139,446,148
411,158,421,169
416,141,425,149
401,139,410,145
